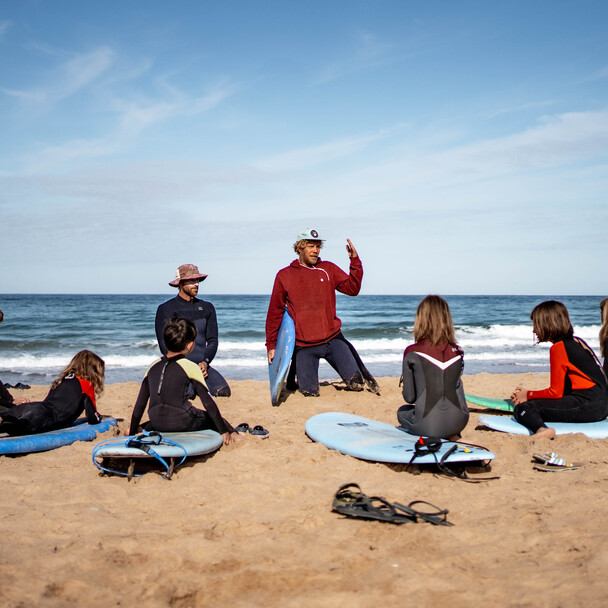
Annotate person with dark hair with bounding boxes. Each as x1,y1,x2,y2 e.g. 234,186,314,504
0,350,104,436
130,318,239,445
600,298,608,376
155,264,231,397
511,300,608,439
398,295,468,440
265,228,378,397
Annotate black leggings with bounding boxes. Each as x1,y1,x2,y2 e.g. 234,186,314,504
513,388,608,433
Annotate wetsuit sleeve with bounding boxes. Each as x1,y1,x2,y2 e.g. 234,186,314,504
180,360,233,434
334,256,363,296
604,338,608,377
155,304,170,355
204,304,219,364
528,342,568,400
401,352,418,404
0,382,14,408
265,273,287,352
78,378,102,425
129,376,151,436
193,380,234,434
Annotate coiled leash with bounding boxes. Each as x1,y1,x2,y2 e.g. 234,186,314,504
407,436,499,483
92,430,187,480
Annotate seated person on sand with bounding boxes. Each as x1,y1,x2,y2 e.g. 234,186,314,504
155,264,231,397
0,350,105,436
0,309,30,414
600,298,608,376
265,228,378,397
398,295,469,441
511,300,608,440
130,318,239,445
0,382,30,415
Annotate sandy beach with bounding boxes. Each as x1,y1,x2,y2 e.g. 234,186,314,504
2,372,608,608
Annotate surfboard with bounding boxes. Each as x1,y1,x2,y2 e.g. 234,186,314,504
305,412,495,464
465,393,514,412
92,429,223,459
269,309,296,406
0,417,118,456
479,414,608,439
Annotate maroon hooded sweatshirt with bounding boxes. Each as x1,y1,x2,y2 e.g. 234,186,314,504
265,256,363,351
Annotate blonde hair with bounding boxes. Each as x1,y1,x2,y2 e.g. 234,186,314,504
293,239,323,254
51,350,105,397
600,298,608,358
530,300,573,343
413,295,456,346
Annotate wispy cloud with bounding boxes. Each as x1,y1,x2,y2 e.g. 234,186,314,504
253,124,408,172
583,65,608,82
22,78,238,172
0,46,115,104
314,30,392,85
485,99,556,118
0,20,11,39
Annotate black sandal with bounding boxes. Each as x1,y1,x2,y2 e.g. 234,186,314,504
332,483,452,526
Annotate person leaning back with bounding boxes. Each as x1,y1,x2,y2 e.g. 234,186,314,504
155,264,231,397
265,228,378,397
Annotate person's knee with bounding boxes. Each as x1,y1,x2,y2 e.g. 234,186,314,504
213,385,231,398
345,371,364,391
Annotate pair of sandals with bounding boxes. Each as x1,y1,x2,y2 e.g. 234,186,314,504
332,483,452,526
3,382,31,390
235,422,269,438
532,451,580,472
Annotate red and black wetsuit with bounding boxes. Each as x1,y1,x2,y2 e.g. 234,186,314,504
0,375,101,436
129,355,233,436
514,336,608,433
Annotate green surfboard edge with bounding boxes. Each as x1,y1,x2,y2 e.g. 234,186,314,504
465,393,514,412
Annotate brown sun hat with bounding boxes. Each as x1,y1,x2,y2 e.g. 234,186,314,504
169,264,208,287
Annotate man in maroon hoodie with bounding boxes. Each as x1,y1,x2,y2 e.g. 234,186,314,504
265,229,377,397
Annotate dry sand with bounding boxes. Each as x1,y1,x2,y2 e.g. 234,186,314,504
2,373,608,608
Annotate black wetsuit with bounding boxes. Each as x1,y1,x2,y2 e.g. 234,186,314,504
0,375,101,436
603,338,608,377
129,354,233,436
398,340,469,439
155,296,231,397
0,382,15,414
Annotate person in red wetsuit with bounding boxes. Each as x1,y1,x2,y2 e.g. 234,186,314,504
511,301,608,439
265,228,377,397
0,350,105,436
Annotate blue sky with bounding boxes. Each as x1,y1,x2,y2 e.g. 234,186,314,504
1,0,607,295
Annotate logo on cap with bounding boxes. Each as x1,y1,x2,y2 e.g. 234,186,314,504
311,230,318,238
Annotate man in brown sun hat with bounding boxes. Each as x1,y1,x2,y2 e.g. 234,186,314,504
155,264,231,397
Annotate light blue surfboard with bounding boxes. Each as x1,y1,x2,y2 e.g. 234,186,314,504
269,309,296,406
92,429,223,459
305,412,495,464
0,417,118,455
479,414,608,439
465,393,514,412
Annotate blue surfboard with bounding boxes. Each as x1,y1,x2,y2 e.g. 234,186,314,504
92,430,223,459
305,412,495,464
0,417,118,455
465,393,514,412
269,309,296,406
479,414,608,439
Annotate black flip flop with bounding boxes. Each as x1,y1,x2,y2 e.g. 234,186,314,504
249,425,270,438
235,423,250,434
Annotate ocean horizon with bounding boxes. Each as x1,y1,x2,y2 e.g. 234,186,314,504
1,294,605,385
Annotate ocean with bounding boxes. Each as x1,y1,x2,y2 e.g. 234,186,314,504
0,294,605,385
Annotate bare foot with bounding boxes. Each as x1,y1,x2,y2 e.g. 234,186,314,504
533,426,556,440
